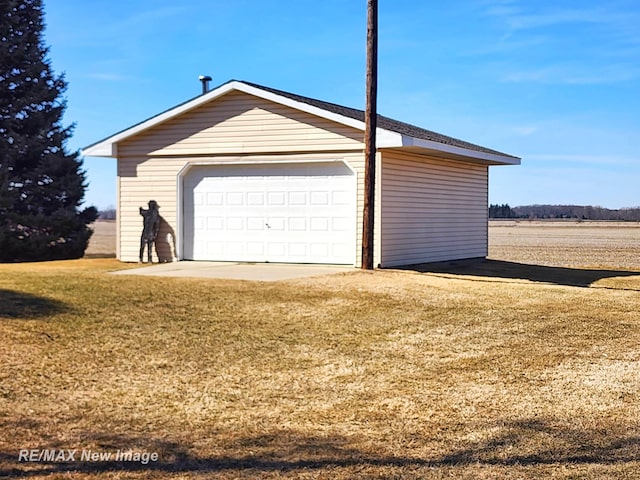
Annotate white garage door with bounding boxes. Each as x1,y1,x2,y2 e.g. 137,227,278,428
183,162,356,264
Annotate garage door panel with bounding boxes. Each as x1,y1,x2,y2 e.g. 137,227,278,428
247,217,266,230
289,243,307,256
267,243,286,257
184,162,355,264
289,218,307,231
311,243,329,257
267,217,286,230
207,217,224,230
207,192,223,205
227,192,244,205
226,217,245,230
227,242,244,256
247,192,264,205
332,242,350,256
247,243,265,256
310,217,329,231
332,217,351,231
267,192,286,205
332,190,351,205
310,191,329,205
206,242,224,255
289,192,307,205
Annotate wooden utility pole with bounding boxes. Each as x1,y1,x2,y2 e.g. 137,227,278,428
362,0,378,270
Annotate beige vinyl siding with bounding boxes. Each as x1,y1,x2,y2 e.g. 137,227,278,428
118,157,183,262
351,152,380,268
116,152,365,263
117,91,363,157
379,151,488,267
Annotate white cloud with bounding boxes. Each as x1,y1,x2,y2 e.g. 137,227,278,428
500,63,640,85
481,2,633,34
468,1,640,86
526,154,639,168
510,125,538,136
85,73,128,82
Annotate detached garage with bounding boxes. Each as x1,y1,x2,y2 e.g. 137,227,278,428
83,80,519,268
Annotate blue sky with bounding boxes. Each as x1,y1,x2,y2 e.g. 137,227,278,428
43,0,640,209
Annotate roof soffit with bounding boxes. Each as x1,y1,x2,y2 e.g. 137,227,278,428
398,135,521,165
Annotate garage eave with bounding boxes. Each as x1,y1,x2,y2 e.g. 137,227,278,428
81,142,117,158
397,135,521,165
376,129,404,148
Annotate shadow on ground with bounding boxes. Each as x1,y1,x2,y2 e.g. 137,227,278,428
399,259,640,288
0,289,68,319
1,418,639,477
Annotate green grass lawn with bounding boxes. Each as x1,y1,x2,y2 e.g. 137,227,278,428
2,259,640,479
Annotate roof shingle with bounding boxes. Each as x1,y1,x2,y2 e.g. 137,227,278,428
241,80,518,159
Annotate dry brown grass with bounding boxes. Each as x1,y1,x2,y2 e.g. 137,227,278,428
2,223,640,478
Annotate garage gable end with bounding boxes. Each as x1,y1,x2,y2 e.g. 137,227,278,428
117,91,365,157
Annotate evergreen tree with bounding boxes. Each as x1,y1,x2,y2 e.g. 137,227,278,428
489,203,515,218
0,0,96,262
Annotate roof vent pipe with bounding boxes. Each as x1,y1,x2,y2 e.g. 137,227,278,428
199,75,212,94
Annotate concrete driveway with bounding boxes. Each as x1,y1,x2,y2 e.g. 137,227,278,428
110,261,353,282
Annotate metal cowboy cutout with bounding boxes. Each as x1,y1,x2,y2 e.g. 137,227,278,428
139,200,160,263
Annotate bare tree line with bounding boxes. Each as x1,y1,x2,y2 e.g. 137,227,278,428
489,204,640,221
97,208,116,220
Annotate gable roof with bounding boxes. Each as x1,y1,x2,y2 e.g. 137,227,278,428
83,79,520,165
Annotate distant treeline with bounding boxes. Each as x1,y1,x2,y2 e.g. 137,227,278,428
489,204,640,221
97,208,116,220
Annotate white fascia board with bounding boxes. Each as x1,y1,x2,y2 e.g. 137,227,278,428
401,135,521,165
235,82,368,132
82,142,117,157
375,128,404,147
237,84,412,148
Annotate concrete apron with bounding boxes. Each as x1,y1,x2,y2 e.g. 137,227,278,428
110,261,353,282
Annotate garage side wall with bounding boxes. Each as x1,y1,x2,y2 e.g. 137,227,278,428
118,158,183,262
379,151,488,267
